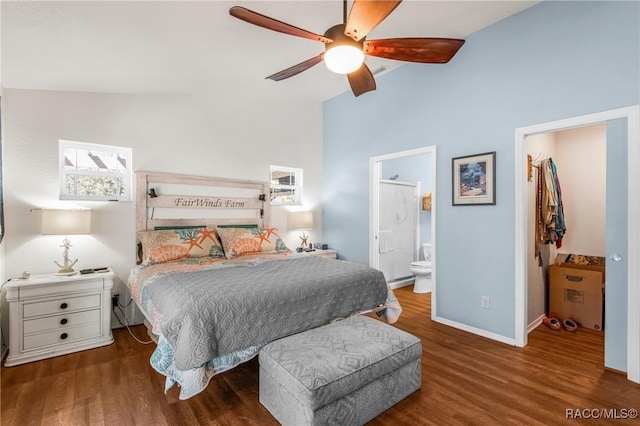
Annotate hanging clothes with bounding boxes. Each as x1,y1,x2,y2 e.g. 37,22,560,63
541,159,558,244
534,163,544,261
550,159,566,248
534,158,567,259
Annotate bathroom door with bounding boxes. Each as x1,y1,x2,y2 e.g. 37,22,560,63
378,180,419,285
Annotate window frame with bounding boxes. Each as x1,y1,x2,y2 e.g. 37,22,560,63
59,139,133,202
269,165,303,206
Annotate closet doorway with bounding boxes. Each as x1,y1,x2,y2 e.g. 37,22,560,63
525,124,606,333
514,106,640,384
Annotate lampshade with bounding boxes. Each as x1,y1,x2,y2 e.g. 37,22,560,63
324,45,365,74
41,209,91,235
289,211,314,230
323,24,365,75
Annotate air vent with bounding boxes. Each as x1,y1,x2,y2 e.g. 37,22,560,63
371,66,388,76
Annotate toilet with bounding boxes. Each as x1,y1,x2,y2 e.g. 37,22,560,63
410,243,432,293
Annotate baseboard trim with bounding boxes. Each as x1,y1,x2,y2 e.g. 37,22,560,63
528,313,546,334
389,279,413,290
433,315,516,346
605,366,627,376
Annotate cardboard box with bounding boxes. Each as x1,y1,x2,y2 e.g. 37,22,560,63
549,262,605,331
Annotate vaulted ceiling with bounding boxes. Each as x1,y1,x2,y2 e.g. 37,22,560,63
2,1,539,102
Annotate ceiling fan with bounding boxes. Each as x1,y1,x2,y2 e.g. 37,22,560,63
229,0,465,97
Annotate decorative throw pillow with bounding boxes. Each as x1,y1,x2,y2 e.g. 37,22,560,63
216,226,291,259
138,228,225,265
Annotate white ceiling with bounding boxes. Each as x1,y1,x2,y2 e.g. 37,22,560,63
2,1,539,102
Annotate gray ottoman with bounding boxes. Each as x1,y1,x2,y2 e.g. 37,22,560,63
259,316,422,425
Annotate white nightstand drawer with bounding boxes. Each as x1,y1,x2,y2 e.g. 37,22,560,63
18,278,104,299
24,309,101,334
23,294,101,318
4,270,115,367
23,322,101,351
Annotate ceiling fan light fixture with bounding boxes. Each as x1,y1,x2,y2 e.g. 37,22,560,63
324,45,365,74
322,24,365,75
229,2,465,97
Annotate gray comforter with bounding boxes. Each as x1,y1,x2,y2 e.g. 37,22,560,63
144,256,388,370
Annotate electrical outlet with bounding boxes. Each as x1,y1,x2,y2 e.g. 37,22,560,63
481,296,490,309
112,294,119,308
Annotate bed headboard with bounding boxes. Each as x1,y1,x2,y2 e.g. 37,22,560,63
136,171,271,232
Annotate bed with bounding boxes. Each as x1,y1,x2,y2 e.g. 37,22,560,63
128,172,401,399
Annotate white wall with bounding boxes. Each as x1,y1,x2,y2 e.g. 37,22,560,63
554,124,606,256
1,89,323,326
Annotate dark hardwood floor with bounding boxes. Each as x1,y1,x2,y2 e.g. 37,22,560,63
2,286,639,425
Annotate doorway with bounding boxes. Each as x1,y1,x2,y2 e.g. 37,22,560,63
526,124,606,331
514,106,640,383
370,146,437,317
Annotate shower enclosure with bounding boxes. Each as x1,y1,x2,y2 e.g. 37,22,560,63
378,179,419,286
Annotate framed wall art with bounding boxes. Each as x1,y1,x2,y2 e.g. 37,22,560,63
452,151,496,206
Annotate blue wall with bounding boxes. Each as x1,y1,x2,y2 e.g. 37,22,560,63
323,1,639,342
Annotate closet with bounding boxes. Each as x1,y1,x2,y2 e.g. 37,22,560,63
526,123,606,332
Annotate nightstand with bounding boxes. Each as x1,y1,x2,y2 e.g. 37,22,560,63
305,249,338,259
4,270,115,366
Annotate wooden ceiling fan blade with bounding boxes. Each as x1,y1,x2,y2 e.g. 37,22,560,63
347,63,376,97
345,0,402,42
266,53,325,81
364,38,465,63
229,6,332,43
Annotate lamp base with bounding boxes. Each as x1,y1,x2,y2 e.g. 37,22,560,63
299,231,309,249
54,240,79,276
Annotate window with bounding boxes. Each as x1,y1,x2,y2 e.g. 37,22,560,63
270,165,302,205
59,140,132,201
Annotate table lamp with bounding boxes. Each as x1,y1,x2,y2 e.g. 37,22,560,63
40,209,92,275
289,211,314,249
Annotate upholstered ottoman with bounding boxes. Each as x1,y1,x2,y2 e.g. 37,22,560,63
259,316,422,426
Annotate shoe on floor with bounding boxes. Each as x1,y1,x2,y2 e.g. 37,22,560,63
562,318,578,332
543,317,561,330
